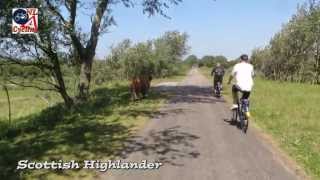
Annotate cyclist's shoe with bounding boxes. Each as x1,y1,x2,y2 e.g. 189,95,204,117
230,104,238,110
245,112,251,118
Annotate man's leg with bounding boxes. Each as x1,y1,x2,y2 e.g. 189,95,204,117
241,91,251,117
215,76,223,90
232,85,239,108
220,76,224,90
213,77,218,94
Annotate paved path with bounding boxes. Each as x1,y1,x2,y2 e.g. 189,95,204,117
100,68,300,180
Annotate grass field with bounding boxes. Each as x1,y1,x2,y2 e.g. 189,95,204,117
201,66,320,179
0,72,187,179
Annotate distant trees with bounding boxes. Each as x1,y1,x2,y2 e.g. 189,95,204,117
251,0,320,84
198,55,229,68
183,54,236,69
184,55,198,66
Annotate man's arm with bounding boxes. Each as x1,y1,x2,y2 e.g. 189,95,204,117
211,68,215,76
228,66,236,84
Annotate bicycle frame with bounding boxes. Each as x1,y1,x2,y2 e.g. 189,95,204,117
215,82,222,97
232,98,249,133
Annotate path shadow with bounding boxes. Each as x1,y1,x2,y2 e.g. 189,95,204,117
152,85,225,104
118,126,200,166
223,118,238,126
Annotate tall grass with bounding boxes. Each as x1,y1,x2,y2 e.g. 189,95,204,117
250,78,320,179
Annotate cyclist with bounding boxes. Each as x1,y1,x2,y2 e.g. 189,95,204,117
211,63,225,95
227,54,254,116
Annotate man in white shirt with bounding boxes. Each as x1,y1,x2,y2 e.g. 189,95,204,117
228,54,254,110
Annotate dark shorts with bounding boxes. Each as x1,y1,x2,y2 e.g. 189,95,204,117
214,75,223,86
232,85,250,99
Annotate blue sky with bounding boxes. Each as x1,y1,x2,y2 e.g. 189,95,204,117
83,0,305,60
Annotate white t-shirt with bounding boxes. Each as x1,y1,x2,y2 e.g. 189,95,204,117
231,62,254,91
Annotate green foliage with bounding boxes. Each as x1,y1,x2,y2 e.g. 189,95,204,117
123,42,154,78
184,54,198,66
0,63,47,80
251,1,320,84
103,31,189,81
198,55,229,68
153,31,189,77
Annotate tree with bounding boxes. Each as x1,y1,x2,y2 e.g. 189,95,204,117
199,55,228,68
1,1,75,107
184,55,198,66
251,0,320,84
104,31,189,80
122,42,154,79
0,0,183,107
153,31,189,77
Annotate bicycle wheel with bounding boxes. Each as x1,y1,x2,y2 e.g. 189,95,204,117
232,109,237,124
243,115,249,133
216,83,221,97
239,111,245,130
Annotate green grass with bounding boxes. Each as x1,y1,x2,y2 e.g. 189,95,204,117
200,67,320,179
250,79,320,179
0,88,62,121
0,70,189,180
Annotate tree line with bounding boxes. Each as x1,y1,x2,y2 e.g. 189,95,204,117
184,54,236,69
93,31,189,85
251,0,320,84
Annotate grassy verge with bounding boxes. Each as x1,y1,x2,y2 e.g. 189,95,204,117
0,82,165,179
200,67,320,179
0,70,189,179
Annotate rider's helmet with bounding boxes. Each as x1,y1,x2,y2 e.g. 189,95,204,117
240,54,249,61
216,63,221,67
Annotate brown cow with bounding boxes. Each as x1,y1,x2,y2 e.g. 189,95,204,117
130,75,152,100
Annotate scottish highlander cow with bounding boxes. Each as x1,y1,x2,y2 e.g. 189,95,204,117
130,75,152,100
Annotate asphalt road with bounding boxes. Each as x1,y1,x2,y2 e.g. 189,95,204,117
100,68,301,180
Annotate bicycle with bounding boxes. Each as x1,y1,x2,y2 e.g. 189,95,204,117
232,98,250,133
214,82,222,98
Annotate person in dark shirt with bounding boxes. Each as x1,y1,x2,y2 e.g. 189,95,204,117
211,63,225,93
